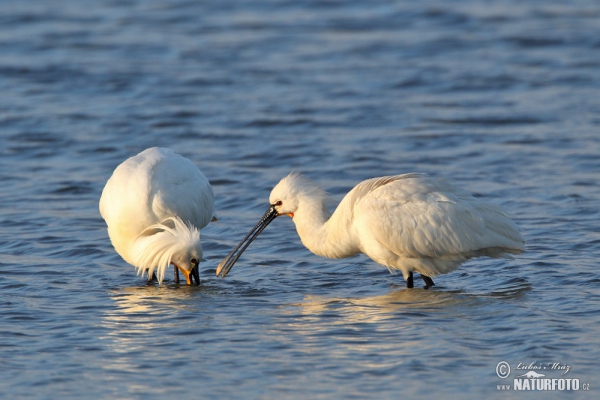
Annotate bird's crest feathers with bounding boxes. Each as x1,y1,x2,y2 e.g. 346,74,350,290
271,172,329,204
130,217,200,284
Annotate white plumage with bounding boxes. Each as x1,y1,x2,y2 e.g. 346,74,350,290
100,147,216,285
217,172,524,288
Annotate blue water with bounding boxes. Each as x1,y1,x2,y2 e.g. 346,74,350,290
1,0,599,398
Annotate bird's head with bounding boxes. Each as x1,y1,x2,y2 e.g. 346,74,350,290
269,173,326,218
132,217,203,285
268,175,300,218
216,173,327,279
171,245,202,285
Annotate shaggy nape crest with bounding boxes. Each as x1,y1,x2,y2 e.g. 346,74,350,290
131,217,200,283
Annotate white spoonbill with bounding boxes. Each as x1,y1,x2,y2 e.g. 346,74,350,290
100,147,216,285
216,173,524,288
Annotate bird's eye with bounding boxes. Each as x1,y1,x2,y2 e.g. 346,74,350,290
274,200,282,206
191,258,198,264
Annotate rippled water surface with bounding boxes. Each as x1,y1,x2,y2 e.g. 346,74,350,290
1,0,599,398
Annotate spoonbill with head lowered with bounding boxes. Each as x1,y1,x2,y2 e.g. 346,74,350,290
100,147,216,285
216,173,524,288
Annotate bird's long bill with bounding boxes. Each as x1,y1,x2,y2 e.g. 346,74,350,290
216,206,279,278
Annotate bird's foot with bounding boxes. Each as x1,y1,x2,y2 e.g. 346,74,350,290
421,275,435,290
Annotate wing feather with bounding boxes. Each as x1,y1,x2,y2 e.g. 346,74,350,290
100,147,215,247
352,174,524,268
149,150,215,230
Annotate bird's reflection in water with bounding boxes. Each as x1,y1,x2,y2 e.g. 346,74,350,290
109,284,208,313
288,288,472,323
258,288,473,363
276,280,530,344
99,285,214,375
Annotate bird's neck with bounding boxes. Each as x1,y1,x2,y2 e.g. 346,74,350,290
292,197,359,259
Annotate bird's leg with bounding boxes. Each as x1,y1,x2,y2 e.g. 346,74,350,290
406,272,414,288
421,275,435,290
174,264,180,284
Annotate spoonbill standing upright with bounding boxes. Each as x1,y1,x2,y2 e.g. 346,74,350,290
216,173,524,288
100,147,216,285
